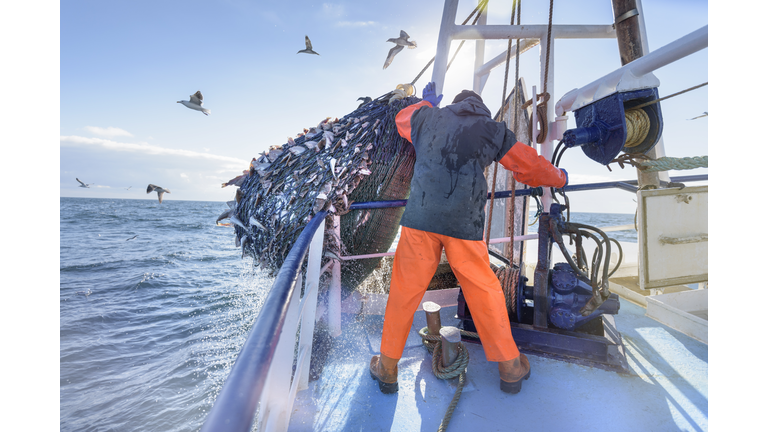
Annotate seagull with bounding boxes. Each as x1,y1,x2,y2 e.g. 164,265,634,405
177,91,211,116
125,186,132,190
126,235,138,241
76,178,92,188
147,184,171,203
357,96,372,108
297,35,320,55
383,30,417,69
687,112,708,120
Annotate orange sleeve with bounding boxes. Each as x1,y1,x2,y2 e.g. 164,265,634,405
499,142,567,188
395,100,433,143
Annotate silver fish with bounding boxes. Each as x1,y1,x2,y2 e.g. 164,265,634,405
249,216,267,231
230,214,248,230
330,158,338,179
324,249,341,261
289,146,307,156
216,209,232,223
322,181,334,194
267,149,283,162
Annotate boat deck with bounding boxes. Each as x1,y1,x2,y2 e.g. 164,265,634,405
288,298,707,431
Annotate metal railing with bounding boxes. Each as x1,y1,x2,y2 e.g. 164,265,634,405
200,174,706,432
201,210,328,432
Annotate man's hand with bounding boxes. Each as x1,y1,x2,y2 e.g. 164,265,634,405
422,82,443,107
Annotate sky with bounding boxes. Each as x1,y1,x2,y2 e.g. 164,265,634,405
52,0,707,214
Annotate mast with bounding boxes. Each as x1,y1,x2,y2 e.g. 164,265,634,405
611,0,670,188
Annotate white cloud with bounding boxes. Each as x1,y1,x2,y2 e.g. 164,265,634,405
322,3,345,18
60,135,250,169
84,126,134,138
337,20,377,27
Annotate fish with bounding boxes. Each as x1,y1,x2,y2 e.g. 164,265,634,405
313,193,327,213
330,158,338,179
249,216,267,231
267,148,284,162
222,170,250,188
288,146,307,156
230,214,247,230
216,209,232,224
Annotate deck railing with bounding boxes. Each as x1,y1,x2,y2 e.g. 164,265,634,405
200,175,706,432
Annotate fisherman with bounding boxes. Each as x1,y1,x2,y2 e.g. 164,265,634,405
370,82,568,395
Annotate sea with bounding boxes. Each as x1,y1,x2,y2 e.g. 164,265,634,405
59,197,637,431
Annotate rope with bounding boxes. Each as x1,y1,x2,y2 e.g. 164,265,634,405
623,108,651,148
487,0,520,250
638,156,708,172
526,0,554,144
418,327,478,432
631,82,708,111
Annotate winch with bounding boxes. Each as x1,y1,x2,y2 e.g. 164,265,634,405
561,88,663,165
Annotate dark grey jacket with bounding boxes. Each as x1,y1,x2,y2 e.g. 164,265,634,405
400,97,517,241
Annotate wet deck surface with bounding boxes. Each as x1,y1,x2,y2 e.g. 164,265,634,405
288,299,708,432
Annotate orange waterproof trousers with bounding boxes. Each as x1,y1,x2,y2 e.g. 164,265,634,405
380,226,520,362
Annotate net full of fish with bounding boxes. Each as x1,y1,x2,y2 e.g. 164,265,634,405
219,92,421,287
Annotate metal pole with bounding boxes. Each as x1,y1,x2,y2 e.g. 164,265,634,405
329,216,342,337
432,0,459,95
423,301,443,336
472,0,487,94
440,326,462,367
611,0,670,188
296,224,324,391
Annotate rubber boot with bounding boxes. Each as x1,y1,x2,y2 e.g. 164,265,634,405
498,353,531,394
370,354,399,394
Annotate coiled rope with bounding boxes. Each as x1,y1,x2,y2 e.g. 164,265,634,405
418,327,478,432
623,108,651,148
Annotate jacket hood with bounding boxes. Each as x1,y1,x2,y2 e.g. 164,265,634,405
445,96,492,118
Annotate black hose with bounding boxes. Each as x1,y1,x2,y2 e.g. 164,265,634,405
568,222,612,295
549,219,591,281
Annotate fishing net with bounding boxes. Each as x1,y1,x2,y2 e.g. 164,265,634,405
225,90,421,293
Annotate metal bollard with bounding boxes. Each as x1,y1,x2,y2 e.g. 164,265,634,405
422,301,442,336
440,326,462,367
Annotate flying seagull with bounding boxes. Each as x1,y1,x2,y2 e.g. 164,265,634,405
357,96,372,108
177,91,211,116
297,35,320,55
383,30,417,69
125,186,132,190
76,178,91,188
147,184,171,203
687,112,708,120
126,235,138,241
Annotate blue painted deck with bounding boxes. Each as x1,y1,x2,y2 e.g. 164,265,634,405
288,298,707,432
